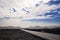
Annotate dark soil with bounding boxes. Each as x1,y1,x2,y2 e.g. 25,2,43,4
0,29,48,40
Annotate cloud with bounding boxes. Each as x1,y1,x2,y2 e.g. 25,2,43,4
0,0,60,20
0,0,60,28
44,7,60,17
0,18,8,23
22,17,60,24
29,1,60,19
9,8,17,12
22,7,30,14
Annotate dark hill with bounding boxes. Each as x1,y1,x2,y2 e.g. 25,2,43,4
0,29,47,40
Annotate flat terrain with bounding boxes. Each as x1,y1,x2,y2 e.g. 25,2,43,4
0,29,47,40
22,29,60,40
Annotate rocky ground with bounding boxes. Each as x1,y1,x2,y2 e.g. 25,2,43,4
0,29,47,40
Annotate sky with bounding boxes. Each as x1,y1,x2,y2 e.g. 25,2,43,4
0,0,60,28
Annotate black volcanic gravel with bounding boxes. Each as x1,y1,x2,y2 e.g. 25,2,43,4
0,29,47,40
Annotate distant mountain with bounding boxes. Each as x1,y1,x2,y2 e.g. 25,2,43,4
24,26,60,29
0,26,21,29
23,26,48,32
25,26,43,29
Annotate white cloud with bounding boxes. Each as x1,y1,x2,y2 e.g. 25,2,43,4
0,0,60,27
0,0,60,19
42,0,51,3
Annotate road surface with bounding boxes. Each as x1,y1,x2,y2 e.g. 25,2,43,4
22,29,60,40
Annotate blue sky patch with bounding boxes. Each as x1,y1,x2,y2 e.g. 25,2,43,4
47,0,60,5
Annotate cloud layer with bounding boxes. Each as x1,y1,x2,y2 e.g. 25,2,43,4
0,0,60,27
